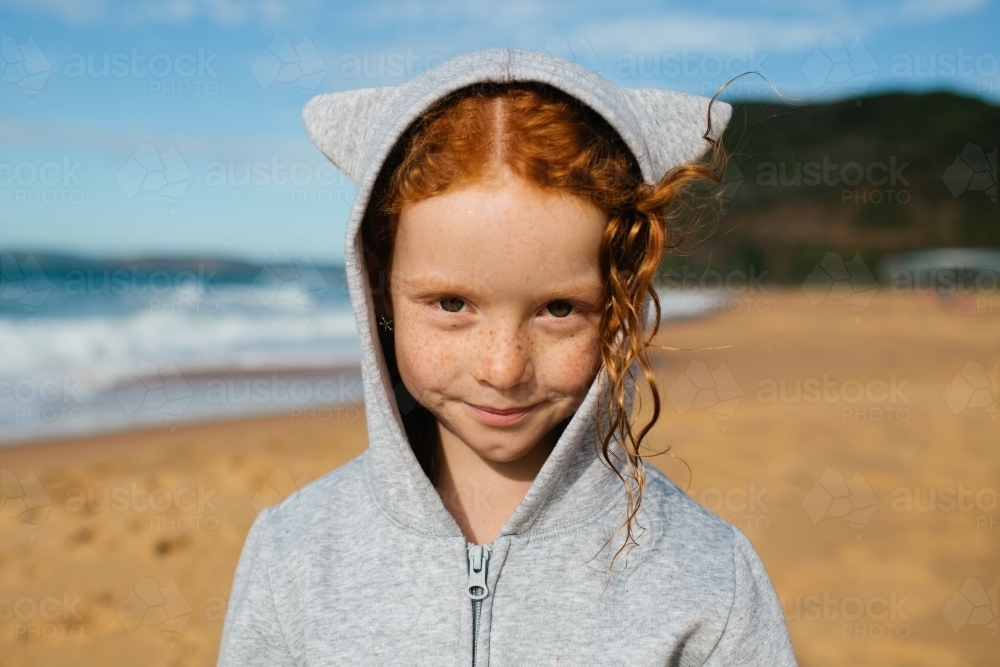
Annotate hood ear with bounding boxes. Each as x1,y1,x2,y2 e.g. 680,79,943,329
303,82,732,185
303,86,396,183
622,87,731,180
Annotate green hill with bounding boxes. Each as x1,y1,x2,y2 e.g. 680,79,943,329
666,91,999,284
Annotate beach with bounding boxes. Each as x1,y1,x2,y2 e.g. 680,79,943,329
1,288,997,666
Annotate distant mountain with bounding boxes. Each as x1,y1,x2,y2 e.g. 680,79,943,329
667,91,999,283
6,252,345,286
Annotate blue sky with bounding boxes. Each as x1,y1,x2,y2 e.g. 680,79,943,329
1,0,998,263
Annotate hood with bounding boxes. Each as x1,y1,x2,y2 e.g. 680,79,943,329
302,47,731,540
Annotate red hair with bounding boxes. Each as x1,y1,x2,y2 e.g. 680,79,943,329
362,81,724,565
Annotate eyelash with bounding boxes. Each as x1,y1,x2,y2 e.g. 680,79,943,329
434,298,578,318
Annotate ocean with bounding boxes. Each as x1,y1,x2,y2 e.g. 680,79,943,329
0,252,715,445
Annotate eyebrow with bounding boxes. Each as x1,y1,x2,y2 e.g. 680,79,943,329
399,274,605,303
399,274,473,293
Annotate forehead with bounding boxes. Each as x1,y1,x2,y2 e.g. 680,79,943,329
392,171,607,289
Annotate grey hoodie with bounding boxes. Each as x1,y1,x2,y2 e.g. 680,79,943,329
217,47,797,667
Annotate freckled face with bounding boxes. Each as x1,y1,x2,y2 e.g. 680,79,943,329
389,166,606,464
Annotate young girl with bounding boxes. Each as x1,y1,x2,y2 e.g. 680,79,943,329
218,47,796,666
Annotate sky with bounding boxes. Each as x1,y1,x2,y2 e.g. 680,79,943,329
1,0,998,263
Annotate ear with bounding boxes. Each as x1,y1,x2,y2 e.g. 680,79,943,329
302,86,396,183
622,87,732,180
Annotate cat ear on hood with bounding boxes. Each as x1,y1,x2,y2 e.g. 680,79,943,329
620,87,732,183
303,82,731,188
302,86,396,183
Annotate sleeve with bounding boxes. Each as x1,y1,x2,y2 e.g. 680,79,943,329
702,527,798,667
217,507,297,667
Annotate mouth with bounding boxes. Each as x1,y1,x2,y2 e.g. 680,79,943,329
465,402,537,427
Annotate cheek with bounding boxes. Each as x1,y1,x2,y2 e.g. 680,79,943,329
392,305,461,395
536,327,602,397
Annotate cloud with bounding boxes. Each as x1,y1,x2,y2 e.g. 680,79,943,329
894,0,988,22
582,15,833,54
0,0,312,26
0,115,321,162
1,0,112,24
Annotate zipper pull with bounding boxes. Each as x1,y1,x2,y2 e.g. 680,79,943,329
466,543,492,600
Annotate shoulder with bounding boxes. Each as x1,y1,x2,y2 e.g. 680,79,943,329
615,464,794,663
248,451,373,556
639,462,740,553
628,463,774,600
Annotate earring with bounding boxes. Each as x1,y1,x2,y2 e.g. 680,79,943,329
378,314,394,333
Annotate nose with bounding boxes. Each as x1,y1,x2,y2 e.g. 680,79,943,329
472,321,533,390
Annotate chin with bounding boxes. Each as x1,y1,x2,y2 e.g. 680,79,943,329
466,431,546,463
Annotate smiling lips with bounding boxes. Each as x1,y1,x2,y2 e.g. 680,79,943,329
465,402,537,427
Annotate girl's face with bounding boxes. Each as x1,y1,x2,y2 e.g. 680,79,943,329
389,166,606,465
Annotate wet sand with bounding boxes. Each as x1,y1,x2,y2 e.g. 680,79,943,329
1,289,997,666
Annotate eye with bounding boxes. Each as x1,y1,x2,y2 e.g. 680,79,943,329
439,297,465,313
546,300,573,317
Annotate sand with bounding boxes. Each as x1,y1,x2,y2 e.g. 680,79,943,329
1,289,997,666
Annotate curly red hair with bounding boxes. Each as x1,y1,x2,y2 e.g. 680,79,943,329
362,81,724,566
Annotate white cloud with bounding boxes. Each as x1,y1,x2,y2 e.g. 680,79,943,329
0,0,311,26
0,115,321,162
582,15,836,54
894,0,988,22
1,0,112,24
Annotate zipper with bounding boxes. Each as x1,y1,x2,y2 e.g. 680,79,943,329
466,543,492,667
